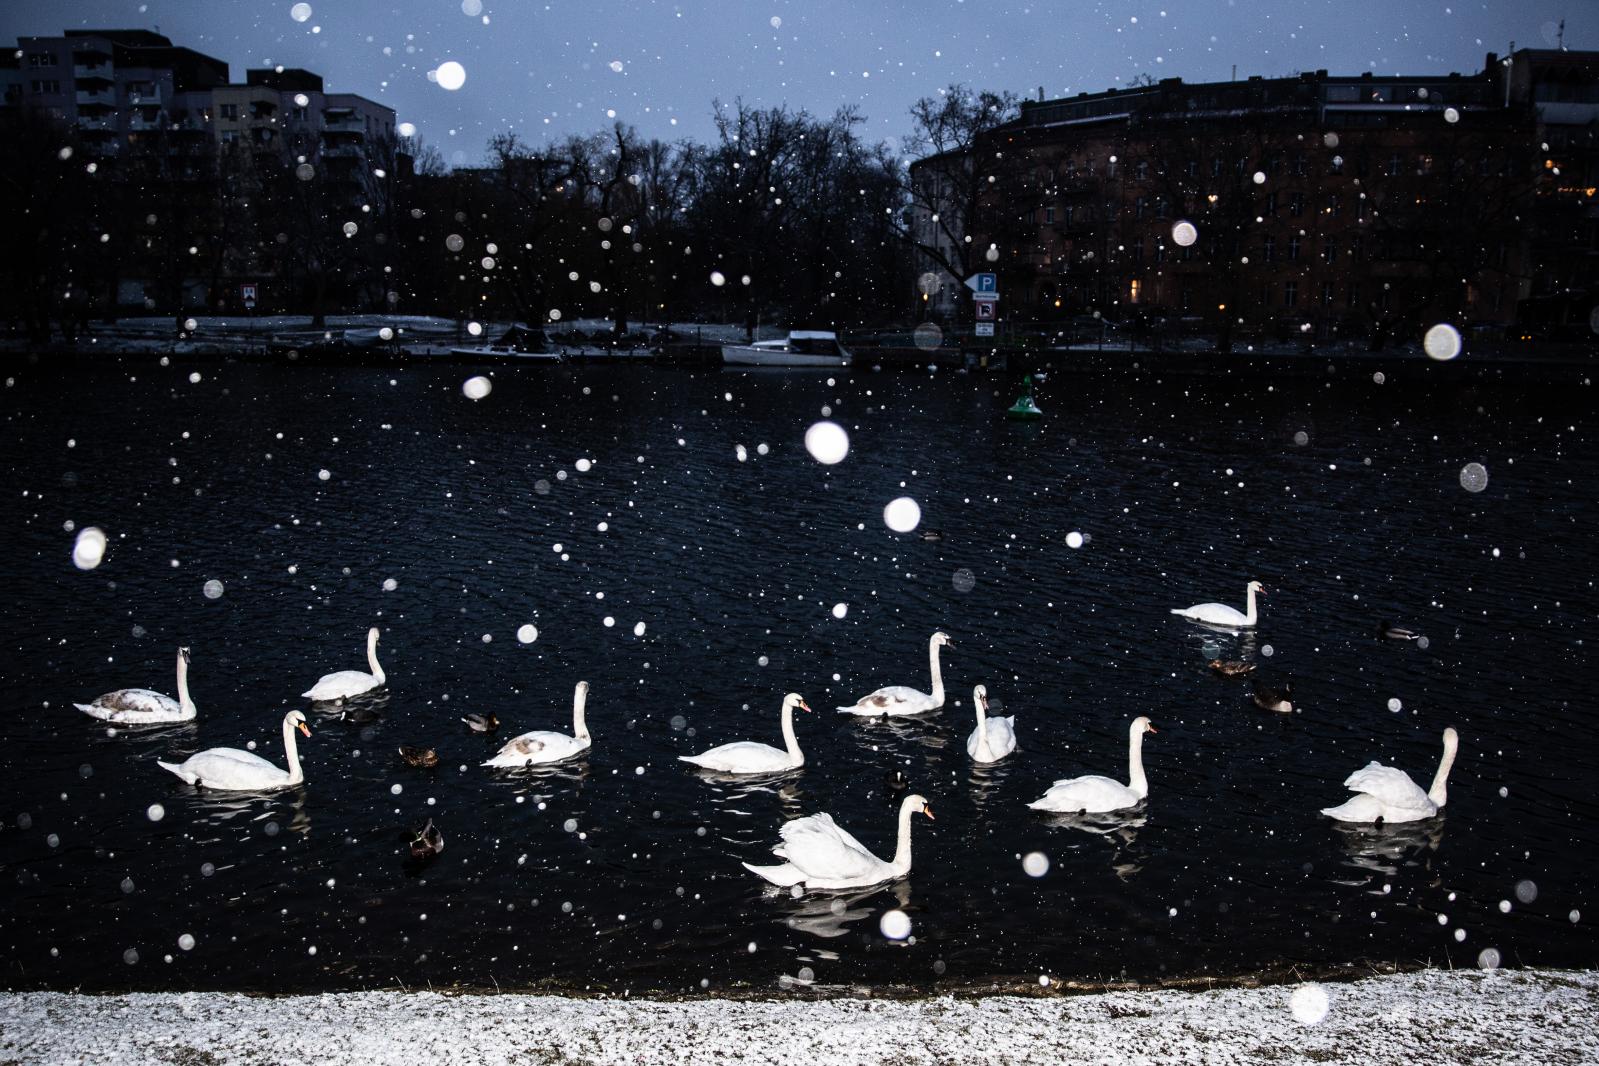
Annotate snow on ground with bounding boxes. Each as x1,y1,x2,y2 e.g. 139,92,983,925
2,968,1594,1065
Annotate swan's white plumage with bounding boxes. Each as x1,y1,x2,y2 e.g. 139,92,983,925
965,684,1016,763
302,627,385,701
75,647,197,725
743,794,933,891
157,711,310,791
1321,728,1459,824
483,682,592,768
680,693,809,774
1028,717,1156,814
837,632,950,716
1171,581,1264,628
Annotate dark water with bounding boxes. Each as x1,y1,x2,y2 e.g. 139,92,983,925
1,357,1594,993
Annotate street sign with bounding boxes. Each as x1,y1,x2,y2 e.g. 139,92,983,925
974,300,996,321
975,322,995,337
240,283,257,310
965,272,998,294
970,292,999,303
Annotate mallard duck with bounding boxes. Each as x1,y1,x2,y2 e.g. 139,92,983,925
462,713,500,734
885,768,909,794
919,529,945,542
336,705,382,724
1251,680,1294,713
398,745,438,768
409,818,444,859
1208,659,1256,677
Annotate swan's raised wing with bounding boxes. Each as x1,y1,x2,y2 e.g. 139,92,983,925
776,813,886,881
1342,761,1431,810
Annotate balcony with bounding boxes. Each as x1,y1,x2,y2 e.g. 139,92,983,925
322,114,365,133
125,88,163,107
73,64,113,83
127,113,165,132
76,87,115,108
319,142,363,159
76,114,118,133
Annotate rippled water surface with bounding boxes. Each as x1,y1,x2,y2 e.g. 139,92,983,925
1,357,1594,992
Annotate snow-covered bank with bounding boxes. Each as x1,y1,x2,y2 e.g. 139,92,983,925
2,968,1594,1065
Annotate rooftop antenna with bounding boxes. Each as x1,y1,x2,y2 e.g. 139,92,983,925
1231,64,1237,81
1557,18,1565,51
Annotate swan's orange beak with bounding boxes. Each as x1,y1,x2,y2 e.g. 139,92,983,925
1146,723,1159,734
799,700,813,713
298,722,312,737
922,804,936,821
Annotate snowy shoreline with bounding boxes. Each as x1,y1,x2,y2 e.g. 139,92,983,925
3,968,1594,1065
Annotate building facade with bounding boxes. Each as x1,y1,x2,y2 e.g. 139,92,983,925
912,50,1597,346
3,29,399,316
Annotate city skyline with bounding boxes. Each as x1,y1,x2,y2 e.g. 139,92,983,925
2,1,1592,166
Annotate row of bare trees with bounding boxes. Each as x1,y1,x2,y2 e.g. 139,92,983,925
1,90,1005,344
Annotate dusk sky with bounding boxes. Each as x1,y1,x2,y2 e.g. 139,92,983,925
5,1,1592,166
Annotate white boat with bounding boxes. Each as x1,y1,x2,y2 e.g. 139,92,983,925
445,343,565,362
722,331,852,368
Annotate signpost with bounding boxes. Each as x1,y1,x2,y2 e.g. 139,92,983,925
967,273,998,343
241,283,258,353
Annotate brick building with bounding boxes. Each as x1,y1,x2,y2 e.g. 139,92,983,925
912,50,1598,347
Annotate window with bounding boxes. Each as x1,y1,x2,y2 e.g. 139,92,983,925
1062,205,1074,226
1293,154,1306,177
1132,241,1144,265
220,103,238,120
1321,282,1334,306
1043,205,1055,224
1263,236,1276,262
1136,160,1149,180
27,53,57,67
1186,160,1198,178
1135,196,1147,219
1154,242,1166,264
1288,236,1301,261
1386,154,1402,176
1284,281,1298,307
30,79,60,94
1347,282,1361,309
1211,157,1223,177
292,106,308,122
1289,193,1304,218
221,130,240,144
1351,235,1364,261
1327,195,1340,217
1322,239,1336,264
1129,279,1141,304
1265,191,1279,214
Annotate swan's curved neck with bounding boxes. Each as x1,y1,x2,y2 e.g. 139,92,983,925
176,653,195,717
282,718,305,785
974,696,993,761
928,639,945,706
366,631,386,684
571,686,589,741
1243,584,1258,626
1428,732,1458,807
1127,723,1149,798
890,801,918,874
779,700,803,765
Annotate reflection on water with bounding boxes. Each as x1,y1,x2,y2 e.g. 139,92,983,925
1330,816,1446,881
1,363,1595,992
774,882,912,940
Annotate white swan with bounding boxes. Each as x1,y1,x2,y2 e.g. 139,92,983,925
743,794,935,890
1171,580,1264,627
157,710,311,790
1321,728,1459,824
483,681,592,768
679,693,811,774
302,627,385,701
837,631,950,716
75,647,197,725
966,684,1017,764
1028,717,1158,814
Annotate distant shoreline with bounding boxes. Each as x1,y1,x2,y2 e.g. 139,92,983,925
3,967,1593,1065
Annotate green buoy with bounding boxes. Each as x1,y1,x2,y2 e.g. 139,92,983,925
1006,374,1043,420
